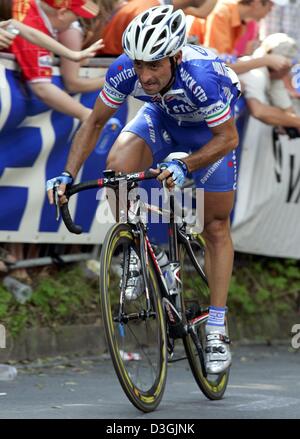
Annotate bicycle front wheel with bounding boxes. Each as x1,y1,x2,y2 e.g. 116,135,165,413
100,223,167,412
180,232,230,400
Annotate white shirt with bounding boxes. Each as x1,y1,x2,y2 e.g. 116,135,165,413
239,56,292,109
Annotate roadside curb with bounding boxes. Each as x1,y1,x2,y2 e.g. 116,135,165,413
0,320,294,362
0,324,107,362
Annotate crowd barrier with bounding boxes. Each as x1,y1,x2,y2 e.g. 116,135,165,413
1,55,299,257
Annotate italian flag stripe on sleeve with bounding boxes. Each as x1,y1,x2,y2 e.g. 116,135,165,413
205,104,231,128
100,89,124,108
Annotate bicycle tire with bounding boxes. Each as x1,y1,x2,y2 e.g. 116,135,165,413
100,223,167,412
180,232,230,400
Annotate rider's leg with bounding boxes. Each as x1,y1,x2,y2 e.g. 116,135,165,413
107,131,153,172
202,190,235,309
106,132,154,300
200,190,235,374
106,132,154,220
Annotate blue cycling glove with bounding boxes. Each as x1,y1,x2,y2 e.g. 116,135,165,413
46,171,73,192
159,159,188,188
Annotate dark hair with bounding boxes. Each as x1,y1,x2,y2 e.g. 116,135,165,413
0,0,12,20
238,0,255,4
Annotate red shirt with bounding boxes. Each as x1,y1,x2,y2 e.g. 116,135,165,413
12,0,54,82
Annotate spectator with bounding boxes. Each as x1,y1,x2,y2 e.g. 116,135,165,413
185,0,217,17
260,0,300,54
0,19,103,58
80,0,127,49
239,33,300,129
186,0,217,45
2,1,101,284
259,0,300,99
11,0,101,123
96,0,213,56
204,0,288,56
234,20,259,56
57,1,109,93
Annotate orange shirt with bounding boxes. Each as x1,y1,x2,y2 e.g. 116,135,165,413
204,0,246,55
99,0,161,56
186,15,206,45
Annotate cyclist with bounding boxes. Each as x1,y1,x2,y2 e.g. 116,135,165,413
47,5,241,374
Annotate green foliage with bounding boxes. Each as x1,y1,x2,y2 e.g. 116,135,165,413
0,265,99,338
1,255,299,339
228,255,300,326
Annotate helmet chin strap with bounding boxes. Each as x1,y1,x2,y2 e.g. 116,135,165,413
159,56,177,96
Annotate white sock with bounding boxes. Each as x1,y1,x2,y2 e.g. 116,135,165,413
206,306,226,334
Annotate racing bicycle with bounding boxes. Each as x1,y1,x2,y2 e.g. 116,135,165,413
56,168,230,412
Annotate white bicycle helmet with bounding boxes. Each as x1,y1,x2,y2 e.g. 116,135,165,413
122,5,187,62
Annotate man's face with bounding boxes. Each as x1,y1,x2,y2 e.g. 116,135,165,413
251,0,274,21
133,57,174,95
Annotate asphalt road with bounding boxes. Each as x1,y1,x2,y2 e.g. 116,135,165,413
0,344,299,419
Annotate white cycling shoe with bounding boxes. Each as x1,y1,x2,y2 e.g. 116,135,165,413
122,249,144,301
205,332,232,374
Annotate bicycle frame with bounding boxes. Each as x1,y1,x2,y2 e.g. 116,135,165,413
58,169,210,375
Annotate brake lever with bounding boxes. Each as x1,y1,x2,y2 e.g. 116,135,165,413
159,164,171,203
54,184,60,221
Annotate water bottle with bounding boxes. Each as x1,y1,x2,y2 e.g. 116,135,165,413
154,247,178,295
0,365,18,381
3,276,32,304
95,118,123,155
6,24,20,36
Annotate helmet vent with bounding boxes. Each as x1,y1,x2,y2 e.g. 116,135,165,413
135,26,141,47
143,28,155,49
152,14,165,25
141,12,149,23
171,16,182,32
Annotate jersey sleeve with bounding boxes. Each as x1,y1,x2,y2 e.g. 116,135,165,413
190,75,234,128
201,97,232,128
98,54,136,109
99,81,128,109
181,56,237,128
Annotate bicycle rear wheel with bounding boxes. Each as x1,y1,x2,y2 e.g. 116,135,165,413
180,232,230,400
100,223,167,412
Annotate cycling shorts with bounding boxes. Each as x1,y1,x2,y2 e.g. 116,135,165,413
122,103,238,192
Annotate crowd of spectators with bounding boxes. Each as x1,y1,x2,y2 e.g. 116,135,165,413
1,0,300,285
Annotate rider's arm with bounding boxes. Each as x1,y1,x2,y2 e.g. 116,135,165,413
47,98,116,204
246,98,300,129
182,117,239,173
64,98,117,178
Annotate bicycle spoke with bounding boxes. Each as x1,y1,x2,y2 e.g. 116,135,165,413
100,223,167,411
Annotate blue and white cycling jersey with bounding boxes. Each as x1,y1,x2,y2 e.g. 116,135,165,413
99,44,240,129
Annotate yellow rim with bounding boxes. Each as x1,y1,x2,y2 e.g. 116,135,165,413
101,224,167,406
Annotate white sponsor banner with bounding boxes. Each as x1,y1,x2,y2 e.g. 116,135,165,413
232,116,300,258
